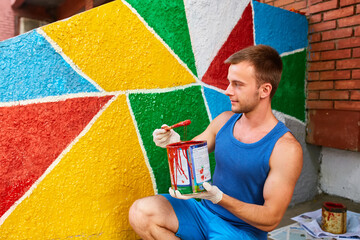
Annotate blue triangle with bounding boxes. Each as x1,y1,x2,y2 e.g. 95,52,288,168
203,87,231,120
253,0,308,55
0,30,99,102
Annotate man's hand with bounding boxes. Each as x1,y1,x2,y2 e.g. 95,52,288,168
152,124,180,148
169,182,223,204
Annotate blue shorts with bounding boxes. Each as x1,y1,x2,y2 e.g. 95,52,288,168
162,194,260,240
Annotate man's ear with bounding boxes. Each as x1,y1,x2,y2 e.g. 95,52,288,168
260,83,272,99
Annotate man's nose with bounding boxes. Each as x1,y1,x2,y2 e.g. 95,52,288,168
225,84,232,96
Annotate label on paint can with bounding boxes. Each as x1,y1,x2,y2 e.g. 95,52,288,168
166,141,211,194
188,143,211,191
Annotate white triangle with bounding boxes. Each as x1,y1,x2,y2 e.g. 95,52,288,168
184,0,251,79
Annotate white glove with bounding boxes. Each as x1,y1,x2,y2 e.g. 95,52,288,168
152,124,180,148
169,182,223,204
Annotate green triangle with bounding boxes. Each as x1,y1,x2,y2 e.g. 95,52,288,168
125,0,197,77
272,50,307,122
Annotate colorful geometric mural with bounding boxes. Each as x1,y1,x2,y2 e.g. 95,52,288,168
0,0,308,238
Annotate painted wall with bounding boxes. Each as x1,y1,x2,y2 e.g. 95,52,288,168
319,147,360,202
0,0,311,238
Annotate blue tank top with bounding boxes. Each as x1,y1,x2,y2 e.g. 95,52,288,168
202,113,290,239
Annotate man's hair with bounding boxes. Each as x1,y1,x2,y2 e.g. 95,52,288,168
224,45,282,99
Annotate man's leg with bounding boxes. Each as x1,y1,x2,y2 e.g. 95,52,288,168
129,195,180,240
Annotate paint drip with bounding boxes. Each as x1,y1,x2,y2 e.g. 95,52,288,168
166,141,211,194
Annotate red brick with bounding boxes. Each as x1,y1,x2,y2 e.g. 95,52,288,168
355,26,360,36
310,41,335,51
310,0,322,4
338,14,360,27
357,3,360,13
274,0,295,7
309,61,335,71
338,37,360,49
306,109,360,151
310,33,321,43
309,51,321,61
308,71,320,81
307,91,320,99
320,90,350,99
310,20,336,32
85,0,93,10
353,47,360,57
321,49,351,60
308,81,334,90
0,0,15,41
336,58,360,69
320,70,351,80
283,1,307,11
353,69,360,78
335,101,360,110
309,13,322,24
306,100,333,109
264,1,275,5
335,80,360,89
350,90,360,99
340,0,360,7
322,28,353,41
309,0,338,14
323,6,354,21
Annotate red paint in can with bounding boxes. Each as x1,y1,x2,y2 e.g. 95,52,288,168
166,141,211,194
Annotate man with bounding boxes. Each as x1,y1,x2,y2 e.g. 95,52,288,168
129,45,303,240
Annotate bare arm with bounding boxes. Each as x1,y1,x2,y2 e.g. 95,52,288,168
218,133,303,232
192,111,234,153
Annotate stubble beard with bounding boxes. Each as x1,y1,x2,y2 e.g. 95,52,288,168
231,90,260,114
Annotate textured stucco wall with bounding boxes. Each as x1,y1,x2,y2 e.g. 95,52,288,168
284,114,321,204
320,148,360,203
0,0,311,238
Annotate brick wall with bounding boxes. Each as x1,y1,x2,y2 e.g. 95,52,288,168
0,0,15,41
259,0,360,151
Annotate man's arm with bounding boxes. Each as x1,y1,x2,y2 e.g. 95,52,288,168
192,111,234,153
218,133,303,232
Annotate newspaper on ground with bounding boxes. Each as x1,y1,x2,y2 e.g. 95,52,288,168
291,209,360,239
268,223,321,240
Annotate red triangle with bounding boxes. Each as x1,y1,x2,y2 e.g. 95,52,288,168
202,3,254,90
0,95,113,217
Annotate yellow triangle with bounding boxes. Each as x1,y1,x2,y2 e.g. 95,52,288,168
0,95,154,239
42,1,196,92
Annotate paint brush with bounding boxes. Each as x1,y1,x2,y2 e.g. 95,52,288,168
162,120,191,131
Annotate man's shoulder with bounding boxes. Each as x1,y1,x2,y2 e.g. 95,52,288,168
208,111,235,135
215,111,235,122
274,132,303,157
213,111,235,127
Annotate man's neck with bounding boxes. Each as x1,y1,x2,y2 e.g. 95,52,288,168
233,103,278,144
240,101,277,130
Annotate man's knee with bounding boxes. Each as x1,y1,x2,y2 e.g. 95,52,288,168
129,196,179,239
129,198,149,226
129,196,164,227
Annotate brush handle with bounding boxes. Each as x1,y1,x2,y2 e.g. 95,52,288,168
162,120,191,131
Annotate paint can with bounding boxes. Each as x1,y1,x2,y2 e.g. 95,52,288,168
166,141,211,194
321,202,347,234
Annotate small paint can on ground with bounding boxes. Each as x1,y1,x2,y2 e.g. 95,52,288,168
321,202,347,234
166,141,211,194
